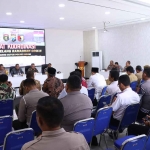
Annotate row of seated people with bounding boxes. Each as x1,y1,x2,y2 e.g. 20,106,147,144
0,63,52,76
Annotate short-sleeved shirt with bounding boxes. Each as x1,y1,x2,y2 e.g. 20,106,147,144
135,72,142,85
22,128,90,150
107,65,114,70
0,70,6,75
0,83,14,100
111,87,140,120
28,68,38,73
42,76,64,98
129,73,138,83
19,79,41,95
11,68,24,76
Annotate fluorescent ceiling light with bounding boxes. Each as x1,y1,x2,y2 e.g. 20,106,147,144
60,17,64,20
59,4,65,7
141,18,146,20
105,12,110,15
139,0,150,4
6,12,12,15
92,27,96,29
20,21,25,23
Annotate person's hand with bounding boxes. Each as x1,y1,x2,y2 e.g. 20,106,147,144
143,115,150,126
112,97,117,103
7,81,12,87
136,87,140,93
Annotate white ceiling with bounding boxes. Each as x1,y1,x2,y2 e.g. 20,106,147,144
0,0,150,30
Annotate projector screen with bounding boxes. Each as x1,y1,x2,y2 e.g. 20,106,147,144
0,28,45,67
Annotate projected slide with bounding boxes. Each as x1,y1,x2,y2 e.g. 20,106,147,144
0,28,45,67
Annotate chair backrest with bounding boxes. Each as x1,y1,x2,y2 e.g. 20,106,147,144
96,95,112,111
3,128,34,150
74,118,95,143
41,64,47,74
25,65,31,74
119,103,140,130
0,116,12,146
0,100,13,117
88,88,95,102
93,107,112,136
101,86,107,96
29,110,41,135
61,79,68,83
130,81,138,91
121,134,147,150
9,66,14,73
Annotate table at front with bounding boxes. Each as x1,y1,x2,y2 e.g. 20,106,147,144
8,73,63,88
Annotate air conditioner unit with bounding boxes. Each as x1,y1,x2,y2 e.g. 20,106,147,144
92,51,102,72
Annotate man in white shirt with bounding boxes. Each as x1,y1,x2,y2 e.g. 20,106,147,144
58,71,88,99
87,68,106,100
106,70,121,95
110,75,140,128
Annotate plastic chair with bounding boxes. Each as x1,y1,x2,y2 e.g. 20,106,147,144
29,110,41,135
114,134,147,150
130,81,138,91
109,103,140,139
9,66,14,74
0,116,12,146
2,128,34,150
41,64,47,74
74,118,95,143
0,99,13,117
93,107,113,148
101,86,107,96
88,88,95,102
25,65,30,74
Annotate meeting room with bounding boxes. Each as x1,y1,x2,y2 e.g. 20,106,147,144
0,0,150,150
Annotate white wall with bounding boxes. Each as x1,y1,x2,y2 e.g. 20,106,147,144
45,29,83,78
99,21,150,69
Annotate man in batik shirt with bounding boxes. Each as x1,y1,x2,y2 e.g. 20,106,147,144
0,74,14,100
42,67,64,98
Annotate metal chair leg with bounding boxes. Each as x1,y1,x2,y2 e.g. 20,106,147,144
103,133,108,149
98,135,102,146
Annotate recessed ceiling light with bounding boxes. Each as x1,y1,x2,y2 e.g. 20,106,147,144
139,0,150,4
60,17,64,20
105,12,110,15
59,4,65,7
92,27,96,29
20,21,25,23
6,12,12,16
141,18,146,20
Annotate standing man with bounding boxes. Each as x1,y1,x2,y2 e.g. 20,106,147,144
87,67,106,100
28,63,39,73
126,66,138,83
44,63,52,74
106,60,115,71
11,64,24,76
42,67,64,98
22,97,90,150
123,61,131,72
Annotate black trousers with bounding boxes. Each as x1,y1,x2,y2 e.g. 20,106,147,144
137,110,148,121
128,124,149,136
13,120,28,130
109,115,120,127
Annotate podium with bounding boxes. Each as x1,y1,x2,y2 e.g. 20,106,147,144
75,61,88,77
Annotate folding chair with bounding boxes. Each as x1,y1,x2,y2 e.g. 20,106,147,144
1,128,34,150
0,99,13,117
74,118,95,144
130,81,138,91
0,116,12,146
88,88,95,102
109,103,140,140
93,107,113,149
29,110,41,135
114,134,147,150
101,86,107,96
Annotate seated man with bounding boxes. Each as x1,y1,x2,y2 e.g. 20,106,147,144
114,62,123,72
19,71,41,95
11,64,24,76
0,64,6,75
106,70,121,95
44,63,52,74
58,71,88,99
42,67,64,98
135,65,142,85
107,60,115,71
123,61,131,72
28,63,39,73
22,96,90,150
75,69,87,88
87,67,106,100
126,66,138,83
13,79,48,130
137,68,150,120
110,75,140,128
60,75,93,131
0,74,14,100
